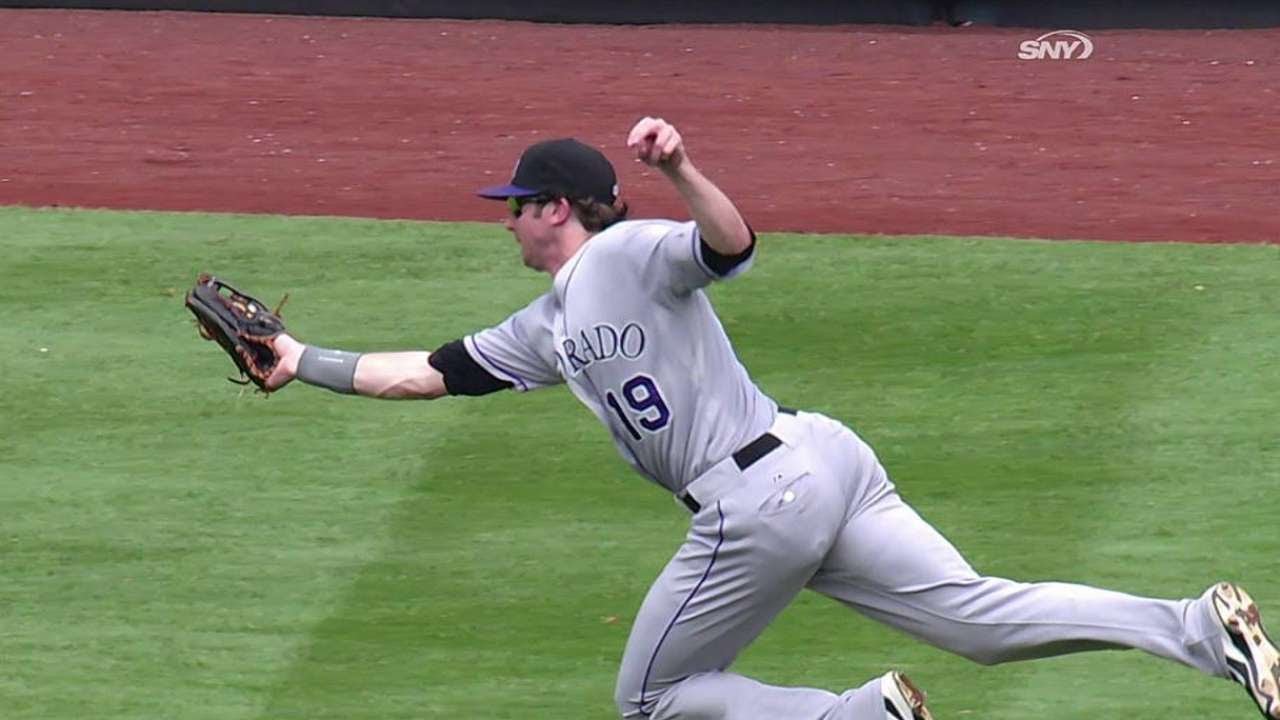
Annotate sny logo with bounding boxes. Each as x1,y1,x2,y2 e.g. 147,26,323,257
1017,30,1094,61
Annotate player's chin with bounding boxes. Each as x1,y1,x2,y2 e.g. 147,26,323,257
519,249,540,271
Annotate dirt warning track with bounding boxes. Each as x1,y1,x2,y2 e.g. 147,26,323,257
1,10,1276,242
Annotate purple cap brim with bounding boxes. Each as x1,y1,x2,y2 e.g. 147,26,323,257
475,183,540,199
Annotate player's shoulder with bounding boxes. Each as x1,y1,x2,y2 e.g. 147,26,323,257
588,218,693,257
519,290,558,321
501,289,558,330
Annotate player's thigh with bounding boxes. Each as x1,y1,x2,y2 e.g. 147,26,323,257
615,466,845,712
810,471,979,598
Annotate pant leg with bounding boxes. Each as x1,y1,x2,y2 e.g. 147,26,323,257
646,672,885,720
615,427,888,720
807,457,1227,676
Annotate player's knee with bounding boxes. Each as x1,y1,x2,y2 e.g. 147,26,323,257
614,674,690,718
614,675,656,718
929,626,1015,665
617,673,725,719
613,686,653,719
957,646,1006,666
948,636,1027,666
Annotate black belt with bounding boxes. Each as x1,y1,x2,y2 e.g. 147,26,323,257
681,407,796,513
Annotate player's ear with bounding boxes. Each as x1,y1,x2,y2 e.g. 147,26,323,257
550,197,575,226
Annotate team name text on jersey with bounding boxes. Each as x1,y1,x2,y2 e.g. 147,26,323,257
559,322,647,376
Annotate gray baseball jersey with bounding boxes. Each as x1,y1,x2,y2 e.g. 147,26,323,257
463,219,777,493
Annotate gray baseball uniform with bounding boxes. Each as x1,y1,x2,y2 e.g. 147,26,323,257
463,218,1231,719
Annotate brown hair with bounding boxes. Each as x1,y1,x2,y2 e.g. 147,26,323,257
571,196,628,233
531,195,629,232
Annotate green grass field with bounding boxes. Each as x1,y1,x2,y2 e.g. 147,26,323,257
2,205,1277,719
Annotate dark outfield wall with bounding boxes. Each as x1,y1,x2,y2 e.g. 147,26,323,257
951,0,1280,29
0,0,944,24
1,0,1278,27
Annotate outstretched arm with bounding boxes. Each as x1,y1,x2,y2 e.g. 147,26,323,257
626,116,753,256
266,333,447,399
264,297,553,399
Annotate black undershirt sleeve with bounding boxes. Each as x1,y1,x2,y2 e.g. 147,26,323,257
428,339,513,396
698,223,757,276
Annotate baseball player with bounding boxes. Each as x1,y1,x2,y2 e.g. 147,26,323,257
258,117,1278,720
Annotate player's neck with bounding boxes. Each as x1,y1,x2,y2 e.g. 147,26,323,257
543,227,593,276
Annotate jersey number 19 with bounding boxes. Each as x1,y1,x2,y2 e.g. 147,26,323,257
606,374,670,440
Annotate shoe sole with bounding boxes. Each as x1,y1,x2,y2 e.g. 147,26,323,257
1213,582,1280,720
885,671,934,720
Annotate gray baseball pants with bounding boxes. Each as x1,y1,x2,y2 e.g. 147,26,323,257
614,410,1229,719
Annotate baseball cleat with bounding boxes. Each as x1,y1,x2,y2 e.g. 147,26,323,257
881,670,933,720
1212,582,1280,719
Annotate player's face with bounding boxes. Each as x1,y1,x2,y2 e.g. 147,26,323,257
504,196,559,272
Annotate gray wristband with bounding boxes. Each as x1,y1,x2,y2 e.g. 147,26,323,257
296,346,362,395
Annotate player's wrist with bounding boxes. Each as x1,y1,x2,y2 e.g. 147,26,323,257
659,152,692,180
295,345,363,394
273,333,305,376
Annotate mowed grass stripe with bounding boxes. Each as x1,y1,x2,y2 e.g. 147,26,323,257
1000,277,1280,719
0,208,533,719
1,207,1276,719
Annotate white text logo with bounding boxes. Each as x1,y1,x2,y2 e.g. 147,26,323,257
1017,30,1094,61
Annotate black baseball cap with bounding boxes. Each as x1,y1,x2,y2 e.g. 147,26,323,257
477,138,619,204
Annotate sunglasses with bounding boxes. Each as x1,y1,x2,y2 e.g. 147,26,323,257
507,195,555,218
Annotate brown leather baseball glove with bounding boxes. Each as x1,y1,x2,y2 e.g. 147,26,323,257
185,273,288,392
